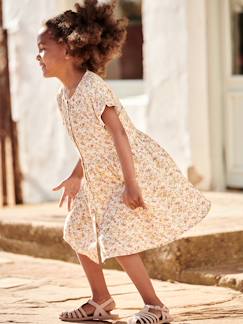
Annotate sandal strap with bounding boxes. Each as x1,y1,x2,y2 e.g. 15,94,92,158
74,309,83,318
63,304,87,319
99,297,114,308
144,304,168,311
88,297,114,308
87,297,114,317
60,297,115,320
143,304,171,321
141,311,160,322
133,310,160,324
77,305,88,317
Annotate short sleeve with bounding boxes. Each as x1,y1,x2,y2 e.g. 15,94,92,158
92,79,123,128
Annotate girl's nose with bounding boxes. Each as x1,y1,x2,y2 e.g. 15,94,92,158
36,54,41,61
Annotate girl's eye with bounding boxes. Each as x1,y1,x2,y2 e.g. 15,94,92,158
39,48,46,52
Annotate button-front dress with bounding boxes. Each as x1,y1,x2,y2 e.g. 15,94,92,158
56,70,211,264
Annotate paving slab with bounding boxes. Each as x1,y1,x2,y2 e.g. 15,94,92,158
0,251,243,323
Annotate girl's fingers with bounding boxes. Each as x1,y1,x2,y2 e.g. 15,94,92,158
140,200,147,209
123,195,133,209
59,192,66,207
129,204,136,209
68,196,71,211
127,200,137,209
67,195,75,211
122,191,145,210
136,197,147,209
52,183,63,191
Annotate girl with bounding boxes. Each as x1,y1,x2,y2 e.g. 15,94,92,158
36,1,211,323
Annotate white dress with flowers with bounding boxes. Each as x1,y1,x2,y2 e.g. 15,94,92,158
56,70,211,264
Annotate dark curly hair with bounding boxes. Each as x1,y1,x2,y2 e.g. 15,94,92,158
43,0,128,77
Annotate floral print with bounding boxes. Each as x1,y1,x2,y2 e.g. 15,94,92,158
56,70,212,264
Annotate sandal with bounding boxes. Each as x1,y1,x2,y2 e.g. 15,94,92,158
59,296,119,322
128,304,174,324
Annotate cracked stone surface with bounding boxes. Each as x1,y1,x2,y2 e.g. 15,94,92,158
0,251,243,323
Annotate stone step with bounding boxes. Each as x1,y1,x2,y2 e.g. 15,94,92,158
1,191,243,293
140,230,243,283
180,261,243,293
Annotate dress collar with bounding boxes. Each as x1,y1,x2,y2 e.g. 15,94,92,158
63,69,89,102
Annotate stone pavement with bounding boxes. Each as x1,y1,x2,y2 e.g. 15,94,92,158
1,251,243,324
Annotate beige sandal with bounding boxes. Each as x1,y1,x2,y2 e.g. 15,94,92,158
59,297,119,322
128,304,174,324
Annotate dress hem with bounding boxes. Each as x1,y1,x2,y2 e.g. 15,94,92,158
100,200,212,263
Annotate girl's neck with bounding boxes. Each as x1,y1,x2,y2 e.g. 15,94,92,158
59,68,87,93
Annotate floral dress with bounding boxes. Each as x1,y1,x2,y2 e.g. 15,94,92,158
56,69,212,264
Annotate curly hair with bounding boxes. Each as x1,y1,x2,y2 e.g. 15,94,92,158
43,0,128,76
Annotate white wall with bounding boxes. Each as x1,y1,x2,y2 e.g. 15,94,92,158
187,0,212,190
142,0,211,189
142,0,191,177
3,0,212,203
3,0,79,203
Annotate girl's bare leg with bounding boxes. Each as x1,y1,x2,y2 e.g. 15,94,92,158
75,253,116,314
116,253,166,316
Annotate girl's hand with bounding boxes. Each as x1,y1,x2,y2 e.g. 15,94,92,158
122,180,147,210
52,175,82,211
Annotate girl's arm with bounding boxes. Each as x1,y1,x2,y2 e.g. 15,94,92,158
101,106,146,210
70,159,84,179
101,106,137,186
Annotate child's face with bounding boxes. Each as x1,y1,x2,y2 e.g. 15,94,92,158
36,27,68,78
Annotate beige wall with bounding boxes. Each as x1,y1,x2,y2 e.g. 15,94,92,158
62,0,213,190
187,0,212,190
143,0,192,178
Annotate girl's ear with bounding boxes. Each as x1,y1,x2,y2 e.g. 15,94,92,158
64,50,70,59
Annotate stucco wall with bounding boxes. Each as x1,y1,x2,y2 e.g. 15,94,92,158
187,0,211,190
3,0,79,203
143,0,211,189
142,0,191,177
3,0,211,203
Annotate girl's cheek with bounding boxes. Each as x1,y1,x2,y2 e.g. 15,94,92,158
42,54,49,65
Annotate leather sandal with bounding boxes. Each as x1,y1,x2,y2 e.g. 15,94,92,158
59,296,119,322
127,304,174,324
